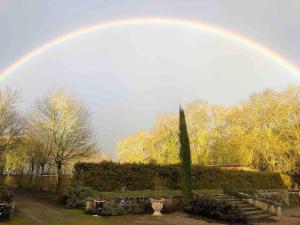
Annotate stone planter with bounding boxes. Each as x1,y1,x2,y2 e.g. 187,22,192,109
150,198,165,216
85,199,94,212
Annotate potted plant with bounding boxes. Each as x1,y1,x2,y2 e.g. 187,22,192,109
150,176,165,216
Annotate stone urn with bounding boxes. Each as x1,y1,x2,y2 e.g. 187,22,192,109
85,199,94,212
150,198,165,216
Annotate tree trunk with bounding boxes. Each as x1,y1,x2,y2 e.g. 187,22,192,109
31,160,34,175
56,162,62,191
40,164,45,175
39,164,45,191
30,160,35,186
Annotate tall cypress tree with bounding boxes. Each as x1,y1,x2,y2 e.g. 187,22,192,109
179,106,193,206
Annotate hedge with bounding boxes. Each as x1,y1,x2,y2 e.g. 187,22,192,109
74,161,286,192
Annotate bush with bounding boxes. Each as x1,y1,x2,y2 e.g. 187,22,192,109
223,185,246,199
74,161,286,191
0,186,14,221
0,204,12,221
187,197,246,223
57,185,98,208
0,186,14,203
280,174,292,189
100,198,151,216
162,199,176,213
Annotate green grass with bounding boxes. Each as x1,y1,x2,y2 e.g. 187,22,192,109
1,189,223,225
2,208,166,225
100,189,223,198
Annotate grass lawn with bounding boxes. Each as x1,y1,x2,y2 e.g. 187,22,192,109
2,189,300,225
1,189,223,225
2,195,225,225
3,208,152,225
2,209,230,225
100,189,223,198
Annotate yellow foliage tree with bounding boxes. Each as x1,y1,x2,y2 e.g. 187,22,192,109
116,86,300,175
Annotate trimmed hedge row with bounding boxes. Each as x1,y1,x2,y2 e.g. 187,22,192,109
74,161,286,192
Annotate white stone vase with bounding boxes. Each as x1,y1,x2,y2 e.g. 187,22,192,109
150,198,165,216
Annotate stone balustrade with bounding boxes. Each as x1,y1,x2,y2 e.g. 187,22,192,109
237,192,282,216
247,198,281,216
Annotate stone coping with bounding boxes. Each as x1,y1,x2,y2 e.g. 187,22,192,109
237,191,282,207
87,195,182,201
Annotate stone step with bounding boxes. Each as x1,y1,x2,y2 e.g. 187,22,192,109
230,199,248,203
216,198,237,202
210,193,273,219
213,195,234,199
247,212,273,219
239,206,259,211
239,205,257,211
209,194,234,198
233,202,251,207
213,196,252,205
213,194,233,197
242,209,266,216
213,194,232,197
215,197,236,200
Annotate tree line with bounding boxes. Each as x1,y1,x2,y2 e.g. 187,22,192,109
2,85,300,183
117,86,300,175
0,88,97,189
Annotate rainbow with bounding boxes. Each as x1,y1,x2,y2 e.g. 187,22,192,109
1,17,300,81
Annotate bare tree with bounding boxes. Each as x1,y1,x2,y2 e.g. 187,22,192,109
0,88,23,155
29,90,95,190
22,124,51,175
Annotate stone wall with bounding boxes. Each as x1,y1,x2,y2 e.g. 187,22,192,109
246,198,282,216
255,189,289,205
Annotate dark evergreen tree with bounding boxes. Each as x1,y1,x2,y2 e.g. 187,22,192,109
179,106,193,206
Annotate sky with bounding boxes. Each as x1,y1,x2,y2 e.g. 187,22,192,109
0,0,300,155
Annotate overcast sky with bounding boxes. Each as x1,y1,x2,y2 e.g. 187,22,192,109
0,1,300,155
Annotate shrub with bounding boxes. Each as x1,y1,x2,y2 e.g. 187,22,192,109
279,189,290,205
0,186,14,221
57,185,98,208
223,185,246,199
74,161,286,191
100,198,151,216
162,199,176,213
187,197,246,223
0,186,14,203
0,204,12,221
280,174,292,189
